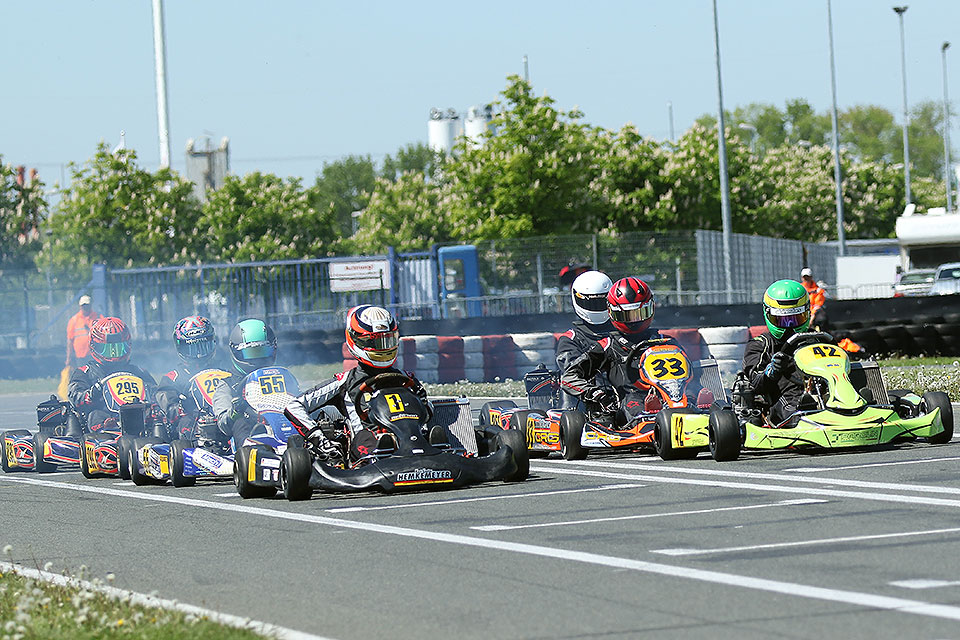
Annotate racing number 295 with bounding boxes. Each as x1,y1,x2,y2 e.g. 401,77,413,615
259,375,286,395
118,380,140,396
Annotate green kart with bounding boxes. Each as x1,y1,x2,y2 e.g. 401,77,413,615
655,331,954,462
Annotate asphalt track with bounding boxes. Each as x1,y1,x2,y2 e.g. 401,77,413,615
4,391,960,639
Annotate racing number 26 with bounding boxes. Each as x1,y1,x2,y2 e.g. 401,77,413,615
259,375,286,395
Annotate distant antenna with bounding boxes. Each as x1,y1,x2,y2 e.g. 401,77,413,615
523,55,529,83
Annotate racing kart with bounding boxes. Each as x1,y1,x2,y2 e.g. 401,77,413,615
128,366,300,497
479,339,727,460
278,371,529,501
660,331,954,462
1,372,162,478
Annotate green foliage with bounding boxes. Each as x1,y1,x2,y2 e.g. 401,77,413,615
354,173,449,253
38,145,199,272
380,143,441,181
310,154,377,249
0,159,47,269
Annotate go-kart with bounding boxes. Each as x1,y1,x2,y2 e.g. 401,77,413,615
1,372,162,478
278,371,528,501
662,331,954,462
128,366,300,497
479,339,727,460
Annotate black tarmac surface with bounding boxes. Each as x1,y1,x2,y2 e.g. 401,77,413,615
4,391,960,639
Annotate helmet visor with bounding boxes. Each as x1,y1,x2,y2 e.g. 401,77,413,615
180,339,216,360
236,341,276,362
92,341,129,360
351,330,399,363
610,300,655,325
574,292,608,312
766,305,810,330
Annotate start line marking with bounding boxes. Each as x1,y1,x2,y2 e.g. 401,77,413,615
471,498,825,532
784,456,960,473
7,475,960,624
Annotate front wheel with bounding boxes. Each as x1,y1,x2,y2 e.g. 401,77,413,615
79,435,95,478
130,437,163,486
0,431,14,473
233,445,277,499
478,400,517,427
709,410,740,462
923,391,954,444
281,447,313,501
654,409,697,460
117,436,134,480
33,433,56,473
170,439,196,488
497,429,529,482
559,412,587,461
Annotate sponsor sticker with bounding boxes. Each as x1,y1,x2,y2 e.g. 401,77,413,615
829,428,880,444
394,468,454,486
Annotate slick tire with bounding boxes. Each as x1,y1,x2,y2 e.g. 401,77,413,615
708,409,740,462
498,428,529,482
233,445,277,499
477,400,517,427
559,411,588,461
79,435,96,479
1,431,17,473
130,437,164,486
281,447,313,501
170,439,196,488
33,433,56,473
923,391,954,444
654,409,698,461
117,436,134,480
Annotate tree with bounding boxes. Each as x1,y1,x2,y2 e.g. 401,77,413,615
310,155,377,247
839,105,898,163
784,98,831,145
38,145,200,273
354,173,449,253
906,100,950,179
0,160,46,269
380,143,441,182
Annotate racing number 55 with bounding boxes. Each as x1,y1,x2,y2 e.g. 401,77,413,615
259,374,286,395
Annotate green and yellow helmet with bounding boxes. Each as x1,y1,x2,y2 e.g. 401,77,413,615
762,279,811,339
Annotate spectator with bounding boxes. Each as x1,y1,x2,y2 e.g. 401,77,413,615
800,268,828,330
66,295,103,368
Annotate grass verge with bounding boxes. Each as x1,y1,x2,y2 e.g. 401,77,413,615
0,558,267,640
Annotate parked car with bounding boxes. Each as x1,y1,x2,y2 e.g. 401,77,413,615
929,262,960,296
893,268,936,297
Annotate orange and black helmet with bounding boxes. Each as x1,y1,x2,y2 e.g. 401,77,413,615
345,305,399,368
89,317,132,363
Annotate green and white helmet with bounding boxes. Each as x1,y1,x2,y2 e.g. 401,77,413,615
228,318,278,374
762,279,811,340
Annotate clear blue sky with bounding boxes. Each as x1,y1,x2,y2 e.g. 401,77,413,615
5,0,960,188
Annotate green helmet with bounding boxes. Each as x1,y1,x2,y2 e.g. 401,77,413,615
762,279,811,340
228,318,278,375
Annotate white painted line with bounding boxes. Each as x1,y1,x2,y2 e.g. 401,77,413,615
784,456,960,473
471,498,826,532
534,459,960,497
7,476,960,624
529,464,960,510
113,481,135,486
891,579,960,590
651,526,960,557
0,560,333,640
214,492,239,497
324,483,646,513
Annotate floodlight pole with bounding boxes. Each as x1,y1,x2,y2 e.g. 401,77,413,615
894,6,912,204
152,0,171,169
712,0,734,303
943,41,953,213
827,0,846,256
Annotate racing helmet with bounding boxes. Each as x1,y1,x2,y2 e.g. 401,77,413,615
763,279,811,340
346,305,399,369
228,318,277,375
173,315,217,364
607,277,655,334
571,270,613,325
89,317,132,364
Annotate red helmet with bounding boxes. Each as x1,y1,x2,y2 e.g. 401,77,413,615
89,317,132,363
607,277,655,334
345,305,399,368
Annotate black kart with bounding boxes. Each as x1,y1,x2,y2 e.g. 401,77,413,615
279,372,528,500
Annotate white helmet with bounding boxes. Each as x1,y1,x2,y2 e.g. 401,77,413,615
571,270,613,325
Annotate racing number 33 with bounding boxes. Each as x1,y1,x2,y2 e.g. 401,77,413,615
649,356,687,379
259,374,286,395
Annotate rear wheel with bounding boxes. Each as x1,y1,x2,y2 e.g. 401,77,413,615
923,392,954,444
559,412,587,461
1,431,16,473
281,447,313,501
709,410,740,462
654,409,698,460
478,400,517,427
170,439,196,487
497,429,529,482
33,433,56,473
79,435,96,478
130,437,163,486
233,445,277,499
117,436,134,480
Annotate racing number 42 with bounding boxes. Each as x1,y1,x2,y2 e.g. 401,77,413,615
811,345,840,358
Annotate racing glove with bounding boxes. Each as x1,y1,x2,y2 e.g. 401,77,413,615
584,386,618,413
764,352,787,380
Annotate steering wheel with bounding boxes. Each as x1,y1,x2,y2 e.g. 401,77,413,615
352,372,418,422
782,331,834,355
625,337,672,365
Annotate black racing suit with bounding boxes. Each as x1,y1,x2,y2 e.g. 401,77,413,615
741,331,806,425
156,358,231,441
68,359,162,436
555,320,613,409
211,371,262,447
560,329,677,424
283,363,429,442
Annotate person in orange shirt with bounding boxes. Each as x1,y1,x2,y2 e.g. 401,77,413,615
800,268,828,330
66,295,103,367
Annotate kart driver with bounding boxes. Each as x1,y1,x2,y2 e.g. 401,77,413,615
211,318,280,449
68,316,163,436
555,270,614,408
560,277,675,422
283,305,432,461
155,315,229,443
741,279,813,425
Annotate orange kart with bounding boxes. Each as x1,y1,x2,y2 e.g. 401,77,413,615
479,340,728,460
